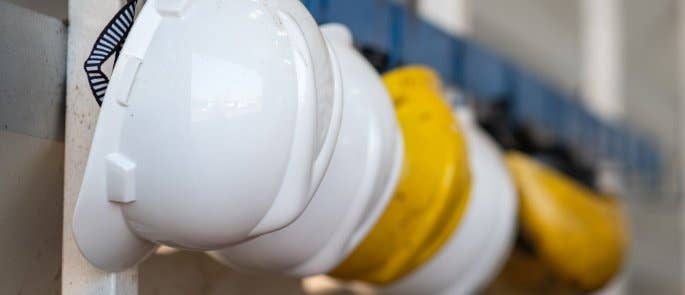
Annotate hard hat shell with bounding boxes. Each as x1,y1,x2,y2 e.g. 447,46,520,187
326,67,515,294
210,23,404,276
383,109,518,294
330,66,473,284
73,0,342,272
503,152,628,292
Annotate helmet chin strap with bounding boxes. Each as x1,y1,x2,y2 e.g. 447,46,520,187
84,0,138,106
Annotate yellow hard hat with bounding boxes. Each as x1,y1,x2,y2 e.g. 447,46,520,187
500,152,628,292
331,66,472,284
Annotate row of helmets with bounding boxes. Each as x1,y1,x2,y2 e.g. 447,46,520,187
74,0,627,294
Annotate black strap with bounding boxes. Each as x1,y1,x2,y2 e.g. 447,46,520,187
84,0,138,106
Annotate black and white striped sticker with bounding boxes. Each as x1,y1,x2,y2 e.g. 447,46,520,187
84,0,138,106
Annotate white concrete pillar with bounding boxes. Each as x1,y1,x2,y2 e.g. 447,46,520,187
582,2,627,293
63,0,138,294
418,0,472,36
581,0,624,121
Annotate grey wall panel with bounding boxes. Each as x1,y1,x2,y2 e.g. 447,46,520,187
0,1,67,141
3,0,68,21
0,130,63,294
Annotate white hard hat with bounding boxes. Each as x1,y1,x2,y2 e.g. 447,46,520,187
210,23,404,276
73,0,342,272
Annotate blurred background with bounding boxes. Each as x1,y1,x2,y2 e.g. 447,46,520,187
0,0,682,294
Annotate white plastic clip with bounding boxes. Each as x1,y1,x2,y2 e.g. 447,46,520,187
156,0,191,17
106,153,137,204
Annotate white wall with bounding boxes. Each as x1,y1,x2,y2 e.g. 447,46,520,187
623,0,681,195
472,0,582,94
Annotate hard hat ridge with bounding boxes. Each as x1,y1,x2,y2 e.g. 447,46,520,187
74,0,343,271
